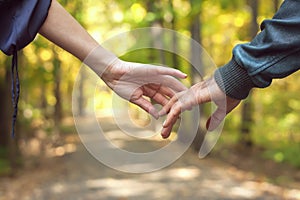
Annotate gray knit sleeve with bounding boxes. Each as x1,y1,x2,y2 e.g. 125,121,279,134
214,59,255,100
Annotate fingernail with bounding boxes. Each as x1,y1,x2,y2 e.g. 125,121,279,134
152,113,159,120
154,112,159,119
158,110,165,117
206,118,215,131
161,132,167,139
150,108,159,119
206,119,210,130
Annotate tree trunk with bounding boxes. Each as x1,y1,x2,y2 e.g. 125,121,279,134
240,0,259,148
53,50,62,127
190,14,203,84
0,57,11,147
188,0,205,151
170,0,179,69
274,0,280,13
78,68,86,116
146,1,166,66
0,54,21,175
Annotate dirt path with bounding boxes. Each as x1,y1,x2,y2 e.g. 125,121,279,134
1,117,300,200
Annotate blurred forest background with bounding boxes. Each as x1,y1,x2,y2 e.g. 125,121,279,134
0,0,299,177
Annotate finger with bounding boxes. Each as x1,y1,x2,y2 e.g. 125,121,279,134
142,85,169,106
151,92,169,106
143,84,182,108
162,102,182,128
161,112,179,139
149,65,188,79
206,96,241,131
206,107,226,131
161,125,174,139
159,83,203,117
160,75,188,92
131,64,187,80
131,97,159,119
148,84,175,99
147,90,170,106
158,92,183,116
147,75,187,92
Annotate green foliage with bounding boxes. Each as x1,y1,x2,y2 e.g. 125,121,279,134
0,0,298,172
263,144,300,168
218,0,245,10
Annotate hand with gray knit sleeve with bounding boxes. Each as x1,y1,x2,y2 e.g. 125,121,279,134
160,0,300,139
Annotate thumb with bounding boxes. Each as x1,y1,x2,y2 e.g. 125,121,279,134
206,107,226,131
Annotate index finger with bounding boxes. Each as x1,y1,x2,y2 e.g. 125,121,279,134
148,65,188,79
161,102,182,138
158,91,183,116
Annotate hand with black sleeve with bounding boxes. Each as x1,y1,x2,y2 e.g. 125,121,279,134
160,0,300,138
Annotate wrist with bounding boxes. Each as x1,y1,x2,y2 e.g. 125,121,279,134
214,58,255,100
84,46,119,77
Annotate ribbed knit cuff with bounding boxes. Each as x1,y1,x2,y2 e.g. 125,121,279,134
214,59,255,100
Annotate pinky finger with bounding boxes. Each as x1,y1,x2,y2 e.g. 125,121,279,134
131,97,159,119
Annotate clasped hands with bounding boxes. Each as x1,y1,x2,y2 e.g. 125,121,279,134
99,57,241,139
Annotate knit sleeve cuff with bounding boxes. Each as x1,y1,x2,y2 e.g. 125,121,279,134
214,58,255,100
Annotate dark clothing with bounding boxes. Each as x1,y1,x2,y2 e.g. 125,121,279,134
0,0,51,136
0,0,51,54
215,0,300,99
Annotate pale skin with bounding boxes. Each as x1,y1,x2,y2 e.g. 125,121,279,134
39,0,188,119
39,0,240,139
160,78,241,139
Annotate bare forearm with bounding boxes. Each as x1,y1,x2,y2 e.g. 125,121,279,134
39,0,98,61
37,0,190,120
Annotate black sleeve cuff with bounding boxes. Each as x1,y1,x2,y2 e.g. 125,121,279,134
214,59,256,100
